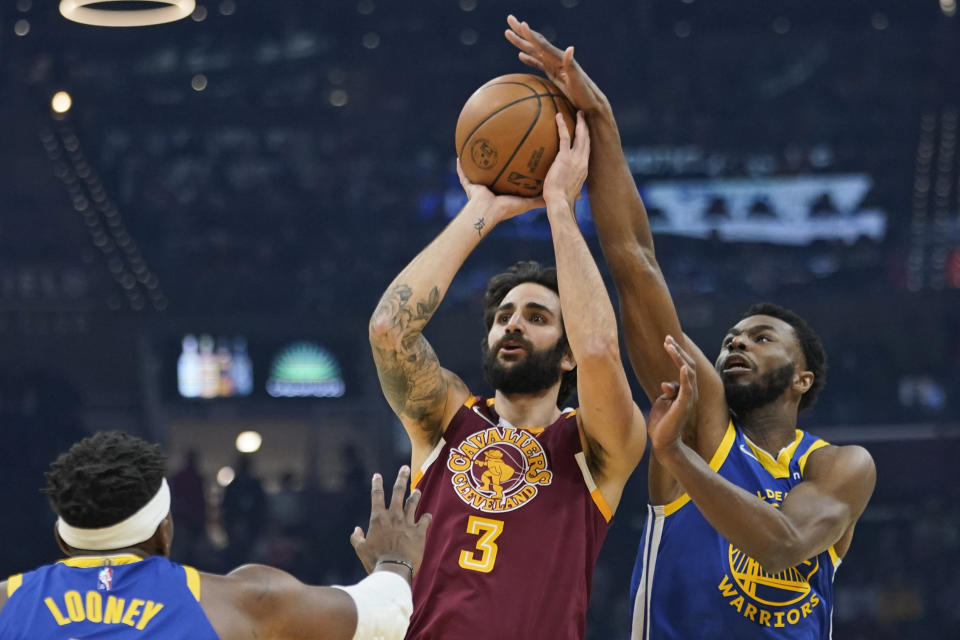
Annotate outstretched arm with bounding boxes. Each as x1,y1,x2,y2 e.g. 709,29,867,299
201,467,431,640
648,337,876,573
369,175,544,466
506,18,728,510
505,16,729,450
543,112,646,512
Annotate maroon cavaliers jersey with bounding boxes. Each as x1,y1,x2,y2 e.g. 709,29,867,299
407,396,611,640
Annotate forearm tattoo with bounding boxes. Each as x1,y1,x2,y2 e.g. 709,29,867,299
473,217,486,237
371,284,447,428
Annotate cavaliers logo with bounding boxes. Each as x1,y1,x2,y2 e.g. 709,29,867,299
447,425,552,513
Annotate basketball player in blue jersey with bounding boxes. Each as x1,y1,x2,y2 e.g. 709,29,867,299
369,111,647,638
0,431,431,640
506,16,877,639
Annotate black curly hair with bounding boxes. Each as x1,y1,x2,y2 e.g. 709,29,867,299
483,260,577,407
744,302,827,412
43,431,166,528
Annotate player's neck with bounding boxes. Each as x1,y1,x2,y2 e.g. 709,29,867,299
67,544,160,560
493,388,562,428
734,401,799,454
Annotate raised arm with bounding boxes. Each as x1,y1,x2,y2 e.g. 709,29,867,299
505,16,729,463
542,111,646,512
369,177,543,466
648,337,876,572
200,467,432,640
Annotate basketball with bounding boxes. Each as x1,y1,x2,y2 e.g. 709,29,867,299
455,73,575,197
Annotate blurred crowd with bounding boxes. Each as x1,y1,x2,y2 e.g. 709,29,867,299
70,4,948,316
168,448,372,586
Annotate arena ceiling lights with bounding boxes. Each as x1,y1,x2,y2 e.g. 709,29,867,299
59,0,196,27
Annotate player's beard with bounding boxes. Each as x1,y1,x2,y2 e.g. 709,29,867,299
481,335,568,396
724,362,795,416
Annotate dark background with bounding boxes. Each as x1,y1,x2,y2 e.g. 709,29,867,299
1,1,958,637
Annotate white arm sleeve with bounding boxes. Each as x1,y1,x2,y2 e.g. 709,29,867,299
333,571,413,640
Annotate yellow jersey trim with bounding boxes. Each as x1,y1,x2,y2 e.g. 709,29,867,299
574,451,613,522
59,554,144,568
663,420,737,516
742,430,805,479
590,489,613,522
798,439,830,475
412,437,446,490
464,396,478,409
183,565,201,601
828,545,840,567
6,574,23,597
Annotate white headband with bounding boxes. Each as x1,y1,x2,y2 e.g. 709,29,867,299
57,479,171,551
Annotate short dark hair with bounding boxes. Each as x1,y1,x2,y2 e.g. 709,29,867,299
744,302,827,412
43,431,166,528
483,261,577,406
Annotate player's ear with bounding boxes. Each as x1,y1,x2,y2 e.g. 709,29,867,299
152,513,174,557
793,370,813,395
54,524,71,556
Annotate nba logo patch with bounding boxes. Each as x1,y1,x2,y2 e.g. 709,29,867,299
97,567,114,591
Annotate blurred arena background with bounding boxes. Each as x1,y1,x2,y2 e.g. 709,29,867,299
0,1,958,637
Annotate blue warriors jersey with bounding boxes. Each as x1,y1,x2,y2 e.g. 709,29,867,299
630,421,839,639
0,554,219,639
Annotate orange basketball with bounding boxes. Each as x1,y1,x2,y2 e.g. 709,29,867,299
455,73,575,197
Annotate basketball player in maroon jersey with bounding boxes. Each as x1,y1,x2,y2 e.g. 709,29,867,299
369,113,647,638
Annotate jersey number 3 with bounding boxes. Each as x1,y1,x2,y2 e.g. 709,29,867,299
459,515,504,573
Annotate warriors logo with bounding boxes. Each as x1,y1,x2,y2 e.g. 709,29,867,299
728,546,817,606
447,425,552,513
717,544,824,628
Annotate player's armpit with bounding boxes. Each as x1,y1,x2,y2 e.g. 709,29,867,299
574,346,648,514
775,445,876,569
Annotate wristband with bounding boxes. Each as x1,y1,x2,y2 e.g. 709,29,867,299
374,559,414,582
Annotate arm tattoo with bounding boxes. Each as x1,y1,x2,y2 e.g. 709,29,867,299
473,217,486,237
371,284,447,434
